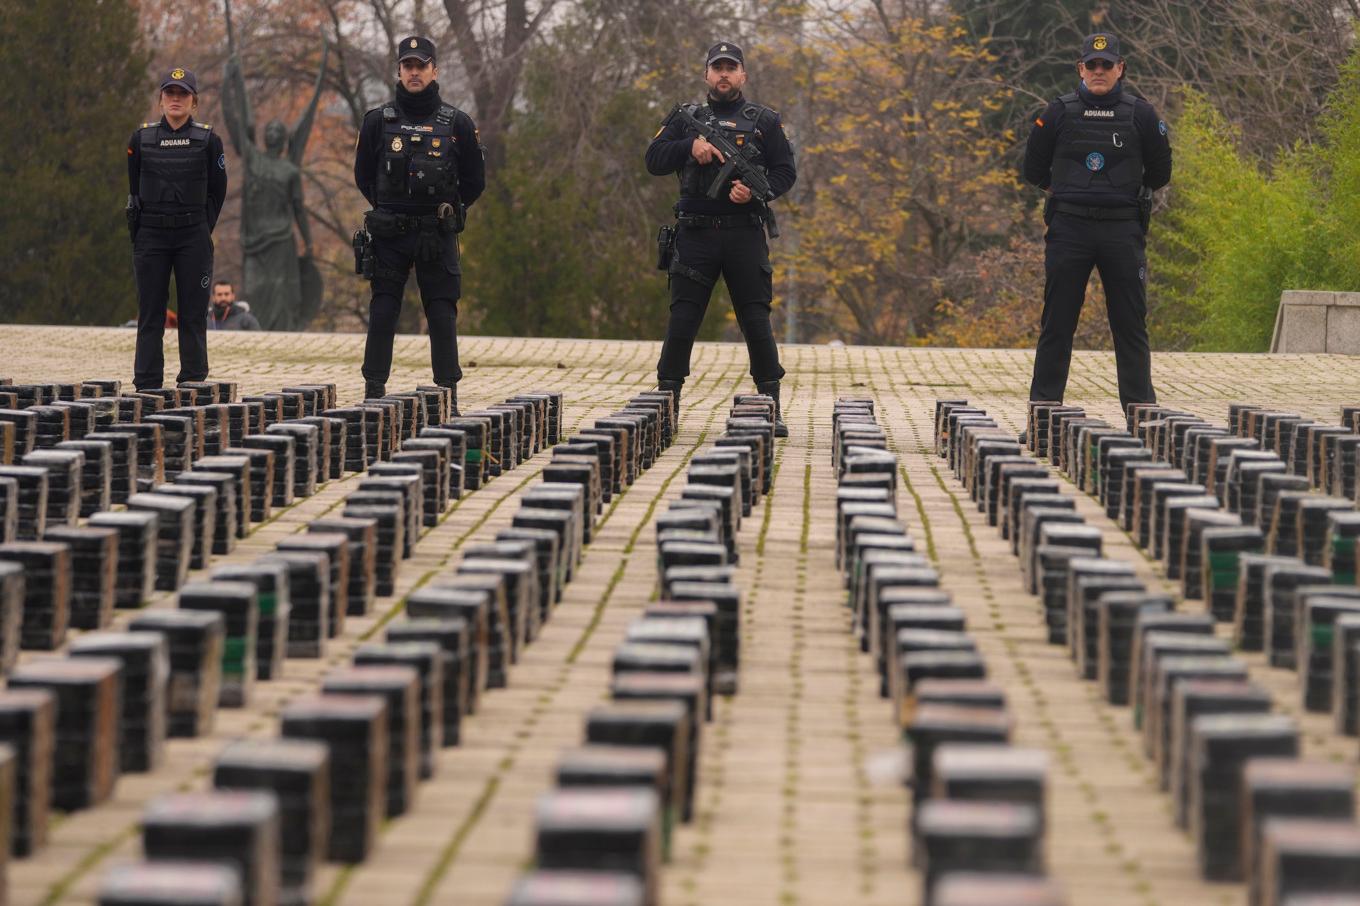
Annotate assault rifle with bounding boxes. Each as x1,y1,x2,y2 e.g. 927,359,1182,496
671,104,779,238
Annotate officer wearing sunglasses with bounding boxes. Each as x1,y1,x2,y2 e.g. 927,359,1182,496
1021,33,1172,426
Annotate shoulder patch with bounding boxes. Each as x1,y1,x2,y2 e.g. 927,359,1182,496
197,122,212,130
1158,119,1167,136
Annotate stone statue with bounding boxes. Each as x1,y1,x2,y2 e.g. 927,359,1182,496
222,4,327,331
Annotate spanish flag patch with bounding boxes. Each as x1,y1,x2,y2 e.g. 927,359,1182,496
1035,117,1044,127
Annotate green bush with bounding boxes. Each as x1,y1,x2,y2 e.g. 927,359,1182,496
1151,44,1360,351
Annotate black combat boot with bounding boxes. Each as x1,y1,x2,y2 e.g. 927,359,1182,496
756,380,789,438
658,379,683,421
364,379,386,400
438,380,460,418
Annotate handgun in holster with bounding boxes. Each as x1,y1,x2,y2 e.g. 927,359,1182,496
352,228,374,278
656,224,676,271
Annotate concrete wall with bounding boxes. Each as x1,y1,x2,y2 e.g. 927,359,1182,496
1270,290,1360,353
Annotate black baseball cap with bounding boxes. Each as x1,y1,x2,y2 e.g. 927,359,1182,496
1081,33,1121,63
398,35,436,63
706,42,744,67
159,67,197,94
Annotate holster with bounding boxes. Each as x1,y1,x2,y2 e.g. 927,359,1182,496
352,228,373,278
656,225,676,271
1138,187,1153,234
762,203,780,240
438,201,466,235
126,195,140,241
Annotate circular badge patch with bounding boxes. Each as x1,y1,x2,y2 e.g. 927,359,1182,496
1086,152,1106,172
1159,120,1167,136
391,137,403,152
200,275,210,288
171,68,185,80
1093,36,1108,51
217,153,226,171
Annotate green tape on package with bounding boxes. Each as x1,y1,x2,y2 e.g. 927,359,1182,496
222,637,249,670
1208,551,1242,590
257,592,276,616
1314,625,1336,649
466,449,483,463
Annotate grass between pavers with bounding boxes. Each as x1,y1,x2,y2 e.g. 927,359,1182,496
777,455,808,906
674,401,789,906
403,367,743,906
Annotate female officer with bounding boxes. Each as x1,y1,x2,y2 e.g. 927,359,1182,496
126,67,227,391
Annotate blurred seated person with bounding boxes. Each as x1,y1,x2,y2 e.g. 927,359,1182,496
209,279,261,330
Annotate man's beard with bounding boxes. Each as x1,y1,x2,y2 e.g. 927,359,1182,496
709,84,739,102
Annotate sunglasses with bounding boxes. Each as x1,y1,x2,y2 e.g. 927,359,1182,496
1082,59,1117,72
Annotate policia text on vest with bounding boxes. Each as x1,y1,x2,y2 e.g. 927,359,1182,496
1022,33,1172,414
126,67,227,392
352,35,487,405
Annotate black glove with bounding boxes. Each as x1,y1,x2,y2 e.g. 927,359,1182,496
417,229,442,263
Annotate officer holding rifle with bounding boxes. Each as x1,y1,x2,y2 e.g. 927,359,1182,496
646,41,797,435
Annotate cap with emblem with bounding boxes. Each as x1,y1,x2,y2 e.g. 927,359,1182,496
706,41,745,67
159,67,198,94
398,35,436,64
1080,33,1120,64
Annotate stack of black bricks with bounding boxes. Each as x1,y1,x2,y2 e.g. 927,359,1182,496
820,398,1046,906
0,379,569,891
45,382,556,901
508,387,741,904
973,397,1360,896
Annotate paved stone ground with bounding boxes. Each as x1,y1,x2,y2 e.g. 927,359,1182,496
3,325,1360,906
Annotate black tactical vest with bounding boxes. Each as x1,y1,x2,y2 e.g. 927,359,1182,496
375,102,460,211
1050,91,1143,202
678,102,769,199
137,120,212,214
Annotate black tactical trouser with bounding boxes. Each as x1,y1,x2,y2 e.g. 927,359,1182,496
132,223,212,391
1029,211,1156,412
362,227,463,387
657,222,785,384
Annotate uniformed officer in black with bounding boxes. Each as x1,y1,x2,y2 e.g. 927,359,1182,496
1023,32,1172,417
127,67,227,392
354,35,485,411
646,41,797,436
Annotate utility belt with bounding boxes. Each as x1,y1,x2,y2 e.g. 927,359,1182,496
675,212,766,230
138,210,206,229
356,205,461,278
1046,200,1140,223
364,206,462,239
656,210,771,283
